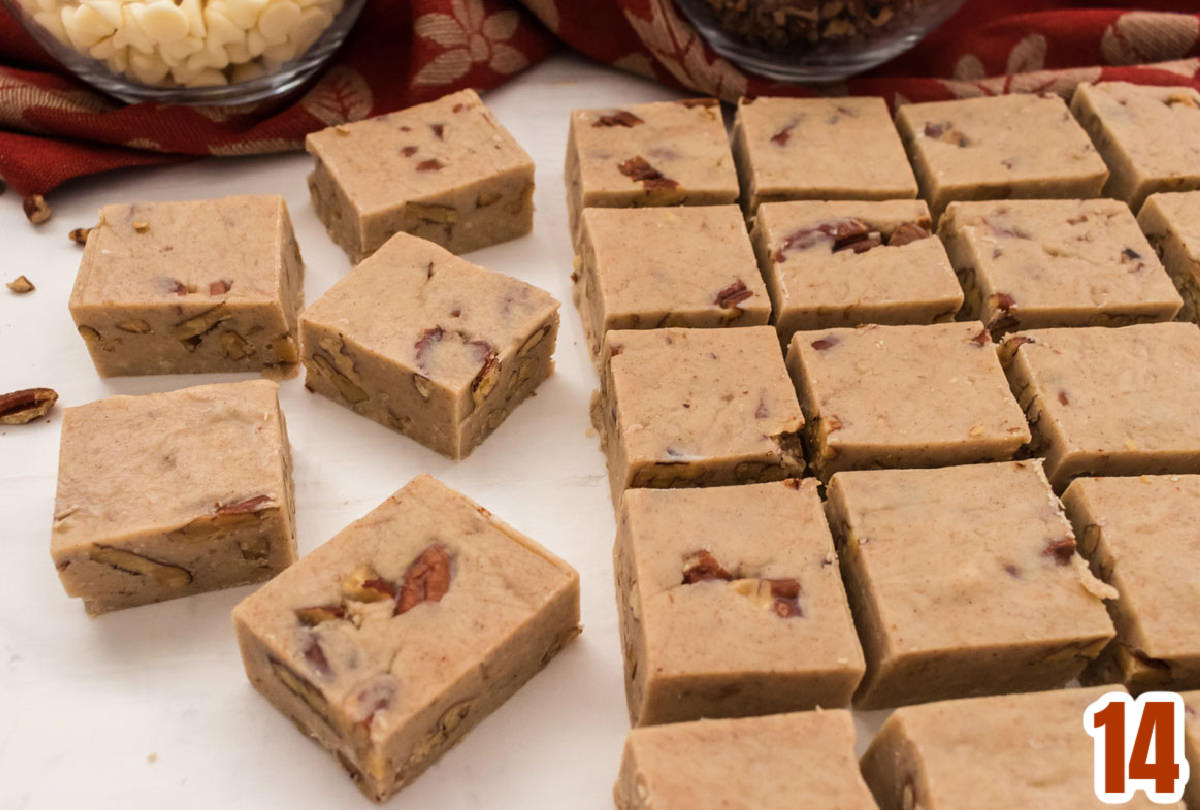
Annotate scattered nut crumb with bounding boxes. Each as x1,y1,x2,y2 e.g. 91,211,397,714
23,194,51,225
68,227,92,245
147,753,158,764
0,387,58,424
6,275,34,294
132,221,150,233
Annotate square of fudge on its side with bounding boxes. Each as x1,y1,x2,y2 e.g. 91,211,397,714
786,322,1030,482
1000,322,1200,490
750,198,961,343
614,480,864,726
1071,82,1200,211
564,98,739,237
731,95,917,211
894,93,1109,217
859,686,1172,810
69,195,303,376
939,198,1181,335
232,474,580,803
1139,191,1200,323
306,88,534,261
1184,691,1200,810
299,232,559,460
614,710,879,810
1062,475,1200,692
591,326,805,507
825,460,1115,710
574,205,770,360
51,380,295,615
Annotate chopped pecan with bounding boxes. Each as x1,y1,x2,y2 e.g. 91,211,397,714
88,545,192,587
311,351,369,405
0,387,58,424
592,110,643,127
68,226,92,245
295,605,346,626
269,654,330,717
1043,537,1077,566
770,124,795,146
417,159,444,172
773,218,875,261
303,635,331,676
991,292,1016,313
163,278,195,296
767,578,803,618
172,303,230,344
6,275,33,293
116,319,152,333
1058,390,1070,406
970,328,990,347
476,190,502,208
887,221,931,247
412,373,433,400
23,194,51,225
810,336,839,351
342,565,397,603
714,279,753,309
471,349,501,408
220,330,255,360
408,202,458,224
395,544,452,615
681,550,734,583
217,495,274,516
617,156,678,190
924,121,969,146
430,123,445,139
209,279,232,296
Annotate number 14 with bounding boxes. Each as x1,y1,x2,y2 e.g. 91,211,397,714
1084,691,1191,804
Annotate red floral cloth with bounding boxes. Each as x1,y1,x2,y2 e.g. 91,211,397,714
1,0,1199,196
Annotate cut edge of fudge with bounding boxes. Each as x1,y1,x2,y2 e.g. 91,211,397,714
1139,191,1200,324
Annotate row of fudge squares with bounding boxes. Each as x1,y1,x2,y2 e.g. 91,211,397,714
567,82,1200,232
616,686,1200,810
614,465,1200,727
592,320,1200,503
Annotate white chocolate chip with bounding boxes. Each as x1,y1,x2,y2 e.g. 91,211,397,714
257,0,300,45
83,0,122,30
230,60,266,82
224,0,270,31
140,1,190,43
127,48,169,84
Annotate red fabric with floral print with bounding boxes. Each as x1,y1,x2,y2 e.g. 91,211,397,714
1,0,1198,196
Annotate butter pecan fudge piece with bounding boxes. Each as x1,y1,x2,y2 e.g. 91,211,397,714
615,481,864,726
307,88,534,261
860,686,1170,810
1184,691,1200,810
614,710,879,810
574,206,769,359
895,94,1108,217
940,198,1181,335
232,475,580,803
1139,191,1200,323
751,199,961,342
826,460,1115,709
565,98,739,237
1071,82,1200,211
51,380,295,615
732,95,917,211
592,326,805,506
787,322,1029,482
300,232,558,459
1000,322,1200,489
69,195,303,376
1061,475,1200,692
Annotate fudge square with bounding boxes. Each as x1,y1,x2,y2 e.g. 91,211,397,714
614,710,879,810
860,686,1169,810
825,460,1115,710
565,98,739,236
614,481,865,726
732,95,917,211
939,198,1181,334
574,205,770,359
1185,691,1200,810
750,199,962,341
300,232,559,460
1000,322,1200,489
1062,475,1200,692
592,326,806,506
786,322,1030,482
1140,191,1200,323
232,475,580,802
51,380,295,615
69,195,303,376
1071,82,1200,210
895,93,1108,216
306,88,534,261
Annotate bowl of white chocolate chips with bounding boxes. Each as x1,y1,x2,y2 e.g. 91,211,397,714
3,0,365,103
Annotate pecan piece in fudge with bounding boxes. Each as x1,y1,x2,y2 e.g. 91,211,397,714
787,322,1029,481
306,89,534,261
940,198,1180,334
895,94,1108,217
615,710,878,810
573,206,770,360
750,199,961,343
232,475,580,802
826,460,1115,709
1000,322,1200,489
591,326,805,507
1139,191,1200,324
565,98,738,237
299,232,559,459
51,380,295,615
732,95,917,211
1071,82,1200,210
615,481,863,726
68,196,303,376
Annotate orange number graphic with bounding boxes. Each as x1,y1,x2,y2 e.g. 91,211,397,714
1084,691,1190,805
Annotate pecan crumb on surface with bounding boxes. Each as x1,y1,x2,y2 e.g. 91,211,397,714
6,275,34,294
617,156,679,190
1043,537,1077,566
970,328,991,347
132,220,150,233
714,279,753,309
887,221,931,247
682,550,735,583
417,159,445,172
0,387,58,424
811,336,839,351
68,226,92,245
23,194,51,225
396,544,452,615
770,123,795,146
593,110,644,127
209,279,232,296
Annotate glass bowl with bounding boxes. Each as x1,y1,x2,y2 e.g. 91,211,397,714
673,0,966,83
2,0,366,105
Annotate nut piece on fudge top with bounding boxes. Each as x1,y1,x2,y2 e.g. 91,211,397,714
52,380,291,552
301,232,559,392
305,89,532,217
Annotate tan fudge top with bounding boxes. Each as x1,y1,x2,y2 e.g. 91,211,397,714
735,95,917,201
1140,190,1200,273
621,481,863,681
232,475,578,743
621,710,877,810
301,232,558,392
52,380,288,553
306,89,532,217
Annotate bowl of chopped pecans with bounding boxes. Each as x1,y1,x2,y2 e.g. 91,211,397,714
674,0,966,83
2,0,366,104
